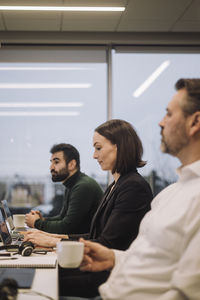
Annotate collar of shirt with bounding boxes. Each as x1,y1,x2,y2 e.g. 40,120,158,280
176,159,200,181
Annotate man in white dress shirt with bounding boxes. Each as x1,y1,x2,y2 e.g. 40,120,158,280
80,78,200,300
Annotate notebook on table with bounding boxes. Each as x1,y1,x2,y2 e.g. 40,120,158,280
0,252,57,268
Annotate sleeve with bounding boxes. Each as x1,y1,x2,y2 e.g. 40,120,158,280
100,195,200,300
114,249,124,263
44,206,65,221
155,227,200,300
34,182,102,234
67,233,90,240
164,222,200,300
92,179,152,250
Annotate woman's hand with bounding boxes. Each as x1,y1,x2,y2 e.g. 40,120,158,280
80,238,115,272
23,231,61,247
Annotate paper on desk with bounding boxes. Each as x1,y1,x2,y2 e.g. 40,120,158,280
0,252,57,268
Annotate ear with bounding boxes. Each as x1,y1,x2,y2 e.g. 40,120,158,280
188,112,200,136
67,159,77,171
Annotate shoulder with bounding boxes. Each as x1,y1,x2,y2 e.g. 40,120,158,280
118,171,151,189
115,171,153,201
77,172,100,186
73,172,103,192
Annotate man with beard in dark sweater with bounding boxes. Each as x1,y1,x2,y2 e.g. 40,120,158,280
25,143,103,234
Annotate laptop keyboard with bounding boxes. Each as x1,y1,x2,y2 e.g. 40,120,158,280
11,232,24,240
12,239,22,246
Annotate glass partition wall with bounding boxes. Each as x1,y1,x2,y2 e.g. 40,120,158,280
0,46,107,211
0,45,200,212
112,49,200,194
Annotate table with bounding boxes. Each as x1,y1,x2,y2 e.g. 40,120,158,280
18,266,58,300
0,242,58,300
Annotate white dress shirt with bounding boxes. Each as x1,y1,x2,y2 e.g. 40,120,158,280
99,160,200,300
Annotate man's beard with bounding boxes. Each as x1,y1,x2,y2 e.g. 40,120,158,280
160,138,170,154
160,128,188,157
51,167,69,182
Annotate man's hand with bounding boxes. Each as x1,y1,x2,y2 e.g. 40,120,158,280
31,210,44,220
80,238,115,272
25,213,40,228
23,231,61,247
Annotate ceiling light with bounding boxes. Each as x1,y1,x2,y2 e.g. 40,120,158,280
0,6,125,12
0,102,83,108
0,83,91,89
0,111,80,117
0,67,94,71
133,60,170,98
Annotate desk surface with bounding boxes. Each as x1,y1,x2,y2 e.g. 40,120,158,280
18,267,58,300
17,253,58,300
0,242,58,300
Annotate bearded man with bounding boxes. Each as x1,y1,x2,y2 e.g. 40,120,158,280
25,143,103,234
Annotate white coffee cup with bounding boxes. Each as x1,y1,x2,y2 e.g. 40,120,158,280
56,241,84,268
13,214,25,228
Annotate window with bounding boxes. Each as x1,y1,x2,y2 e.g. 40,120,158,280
113,50,200,194
0,46,107,208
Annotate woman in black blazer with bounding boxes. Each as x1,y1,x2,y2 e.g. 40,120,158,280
24,119,153,297
86,169,152,251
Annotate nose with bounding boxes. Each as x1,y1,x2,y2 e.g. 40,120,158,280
50,163,54,171
93,150,98,159
159,116,165,128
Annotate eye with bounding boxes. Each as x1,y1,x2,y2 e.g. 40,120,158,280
166,111,172,117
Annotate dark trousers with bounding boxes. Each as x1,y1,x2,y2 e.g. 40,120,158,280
59,267,110,298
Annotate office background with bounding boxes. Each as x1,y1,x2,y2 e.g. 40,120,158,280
0,0,200,210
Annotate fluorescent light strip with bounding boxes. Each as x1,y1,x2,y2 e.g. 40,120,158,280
0,111,80,117
0,67,94,71
0,83,91,89
0,6,125,12
0,102,83,108
133,60,170,98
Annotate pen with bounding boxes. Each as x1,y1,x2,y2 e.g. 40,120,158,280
0,257,18,260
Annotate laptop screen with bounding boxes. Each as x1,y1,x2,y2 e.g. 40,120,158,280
0,268,35,289
1,200,15,231
0,210,12,245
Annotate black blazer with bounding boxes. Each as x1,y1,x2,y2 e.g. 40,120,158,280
69,170,153,250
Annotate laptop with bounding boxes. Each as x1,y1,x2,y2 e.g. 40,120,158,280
0,210,53,254
0,209,20,246
0,268,35,289
0,211,35,288
1,200,15,231
1,200,27,239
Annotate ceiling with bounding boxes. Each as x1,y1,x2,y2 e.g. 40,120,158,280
0,0,200,45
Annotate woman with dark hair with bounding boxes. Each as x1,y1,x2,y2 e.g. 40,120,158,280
89,119,152,250
24,119,153,297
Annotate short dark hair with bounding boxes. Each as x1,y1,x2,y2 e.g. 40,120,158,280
50,143,80,170
95,119,146,175
175,78,200,116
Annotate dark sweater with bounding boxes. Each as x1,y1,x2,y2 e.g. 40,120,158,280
34,171,103,234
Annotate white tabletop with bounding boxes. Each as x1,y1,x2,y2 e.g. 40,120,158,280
17,253,58,300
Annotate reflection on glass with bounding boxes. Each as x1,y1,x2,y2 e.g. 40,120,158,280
0,48,107,209
113,51,200,194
